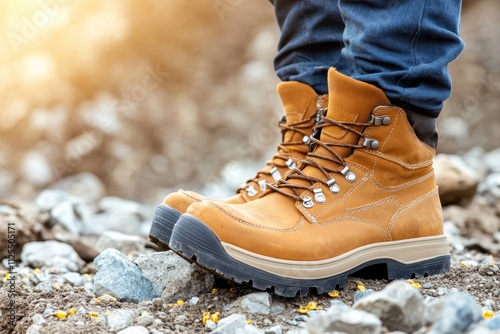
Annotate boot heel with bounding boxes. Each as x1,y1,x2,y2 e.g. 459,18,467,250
149,204,182,250
386,255,450,280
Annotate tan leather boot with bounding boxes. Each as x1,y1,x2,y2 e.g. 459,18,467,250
149,82,328,249
169,68,449,297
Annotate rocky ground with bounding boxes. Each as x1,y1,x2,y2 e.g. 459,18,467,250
1,148,500,334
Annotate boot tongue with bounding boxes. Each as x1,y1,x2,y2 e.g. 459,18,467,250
276,81,327,145
317,69,390,160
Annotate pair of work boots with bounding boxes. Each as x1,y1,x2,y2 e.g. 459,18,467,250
149,68,449,297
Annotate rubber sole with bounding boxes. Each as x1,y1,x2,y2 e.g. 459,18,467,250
169,214,451,297
149,204,182,251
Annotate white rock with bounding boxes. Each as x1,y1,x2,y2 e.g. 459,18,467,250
94,249,158,302
95,231,145,254
205,319,217,331
240,292,272,315
107,309,134,332
21,150,54,186
354,280,424,333
307,301,381,334
63,272,83,287
117,326,149,334
236,324,265,333
134,251,214,302
21,241,84,272
50,172,105,203
32,314,46,325
35,189,71,211
51,201,81,235
212,314,248,334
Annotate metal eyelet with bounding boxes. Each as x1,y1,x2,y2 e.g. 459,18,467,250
363,138,380,150
313,188,326,204
327,179,340,194
302,196,314,208
285,158,296,170
246,185,258,197
270,167,282,181
341,166,356,183
369,115,391,126
258,179,267,191
302,135,311,145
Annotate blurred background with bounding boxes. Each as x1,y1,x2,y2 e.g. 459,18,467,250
0,0,499,204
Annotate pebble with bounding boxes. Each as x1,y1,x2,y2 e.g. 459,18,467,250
429,292,483,334
50,172,105,203
136,314,155,327
35,189,71,211
94,248,158,302
63,272,83,286
354,280,424,333
205,319,218,330
487,316,500,330
434,154,479,205
21,240,84,272
50,200,81,235
117,326,149,334
84,212,143,235
211,314,247,334
353,288,375,303
240,292,272,315
26,324,42,334
189,296,200,305
34,281,53,295
423,297,446,325
134,251,213,303
32,314,46,325
306,300,381,334
264,325,282,334
95,231,146,254
107,309,135,332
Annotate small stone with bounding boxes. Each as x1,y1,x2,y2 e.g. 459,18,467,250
429,292,482,334
484,147,500,173
240,292,272,315
211,314,247,334
136,314,154,327
107,309,134,332
21,150,54,186
174,314,188,324
294,315,307,322
424,297,446,325
94,249,158,302
306,301,381,334
26,324,42,334
95,231,145,254
189,296,200,305
42,308,54,316
354,280,424,333
288,320,299,326
237,324,265,333
487,316,500,330
434,154,479,205
353,289,375,303
205,319,217,331
63,272,83,286
21,241,84,272
50,201,81,235
117,326,149,334
35,189,71,211
134,251,213,302
50,172,105,203
270,302,286,315
34,281,53,294
422,282,434,289
264,325,282,334
32,314,46,325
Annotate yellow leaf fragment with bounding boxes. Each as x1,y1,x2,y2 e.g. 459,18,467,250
68,308,76,315
55,310,67,319
105,310,112,315
328,290,340,298
407,280,422,288
88,312,99,318
211,312,220,323
460,262,468,268
246,319,252,324
483,309,495,319
33,268,41,275
202,311,211,325
212,288,217,294
176,300,185,306
356,280,366,291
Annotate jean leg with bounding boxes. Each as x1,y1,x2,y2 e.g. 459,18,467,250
339,0,464,116
270,0,351,94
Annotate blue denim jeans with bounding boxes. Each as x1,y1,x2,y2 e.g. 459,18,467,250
270,0,464,116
